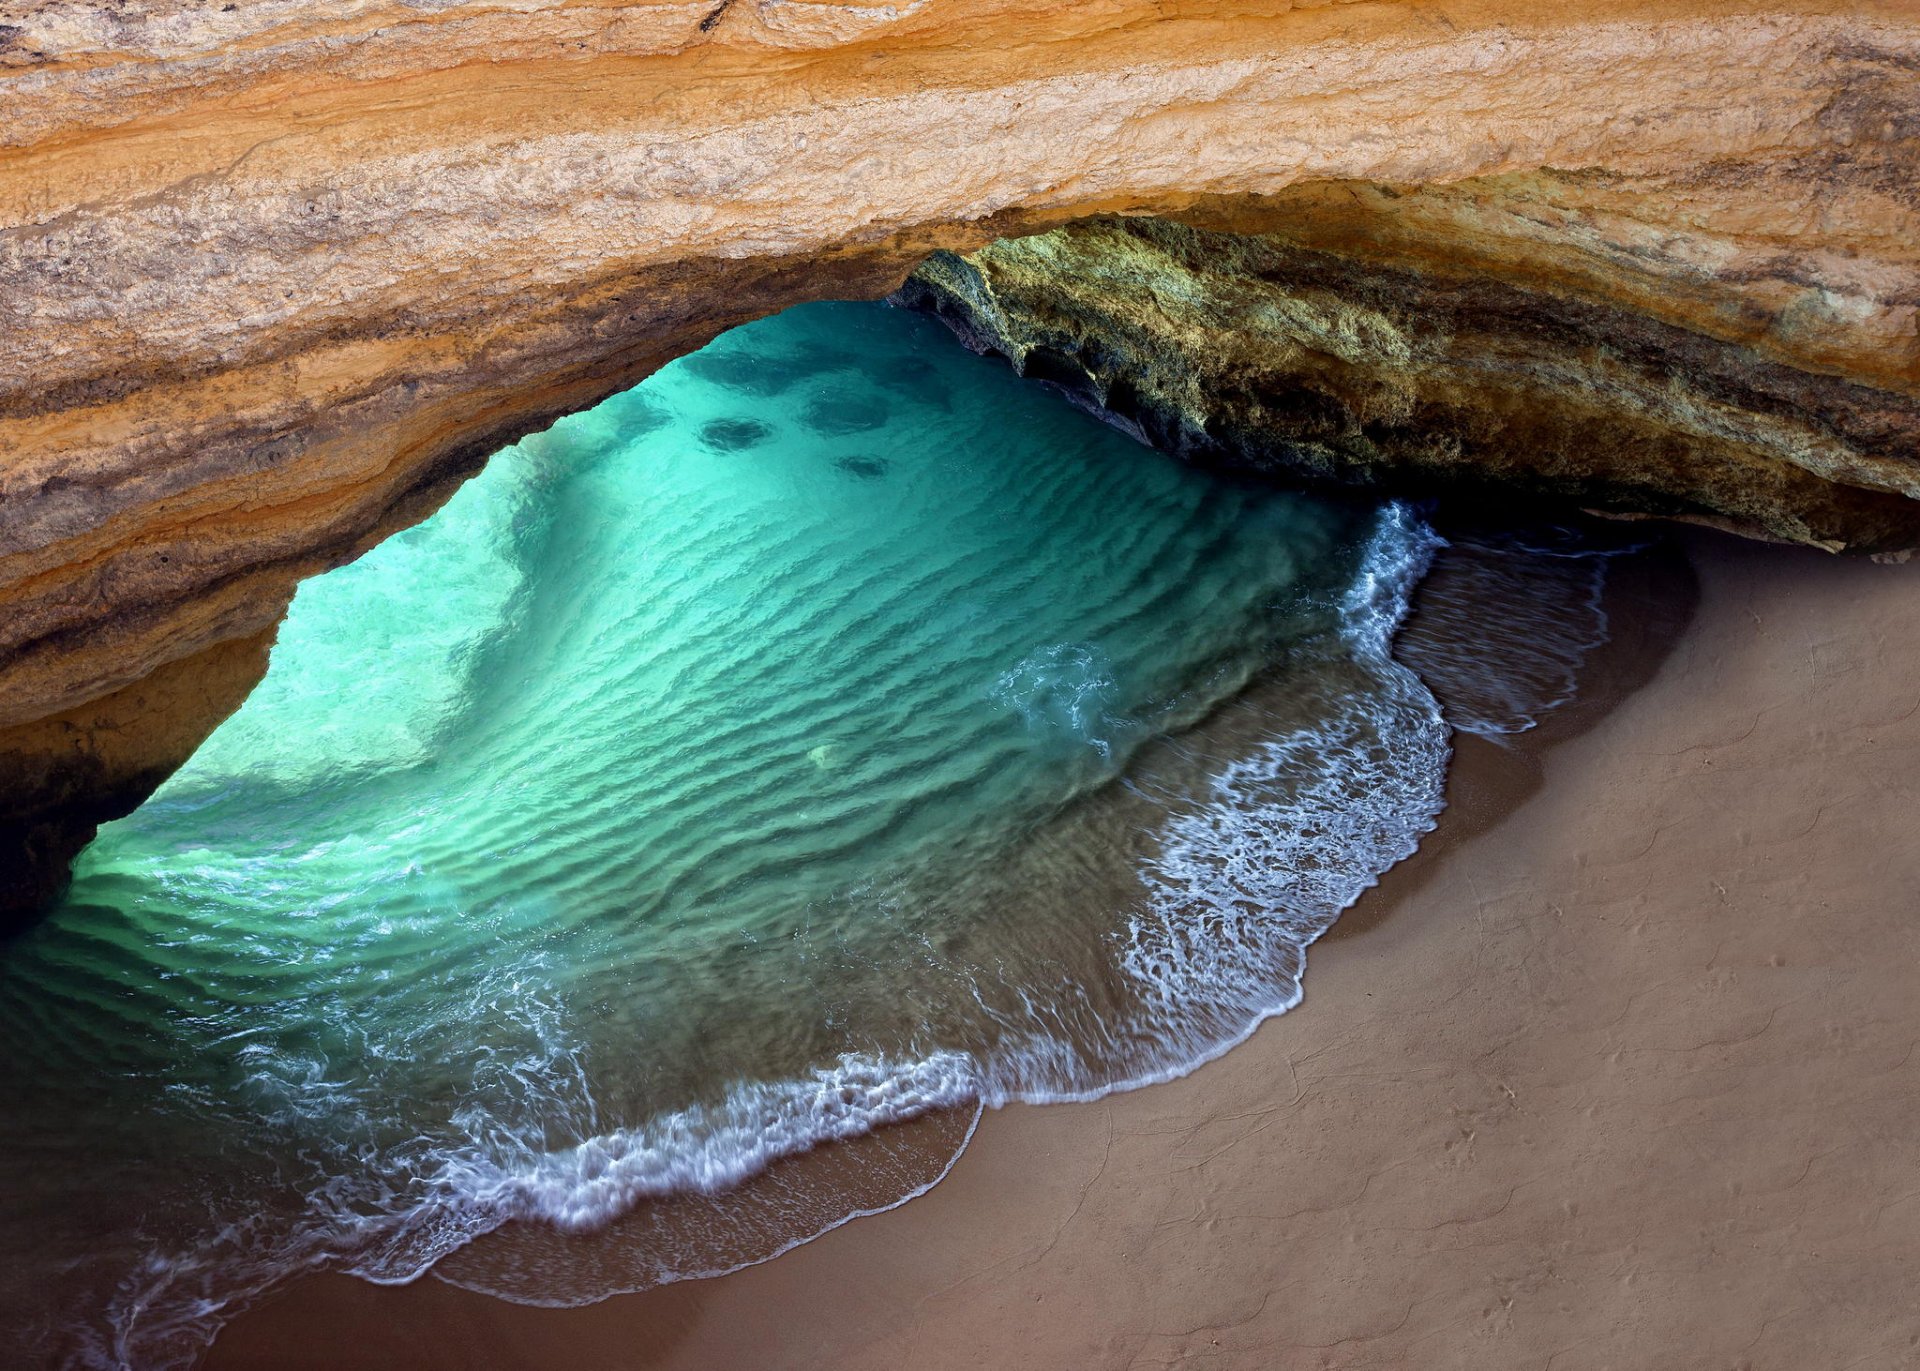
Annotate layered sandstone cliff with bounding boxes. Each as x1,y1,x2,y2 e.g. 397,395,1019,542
3,0,1918,919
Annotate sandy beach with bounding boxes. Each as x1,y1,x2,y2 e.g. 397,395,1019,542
207,528,1920,1370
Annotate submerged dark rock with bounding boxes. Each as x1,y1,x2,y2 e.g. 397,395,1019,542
834,455,892,481
802,392,891,436
701,418,776,451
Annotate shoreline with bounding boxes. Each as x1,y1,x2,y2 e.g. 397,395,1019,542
207,529,1920,1369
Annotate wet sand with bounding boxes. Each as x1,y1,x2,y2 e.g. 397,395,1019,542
208,529,1920,1370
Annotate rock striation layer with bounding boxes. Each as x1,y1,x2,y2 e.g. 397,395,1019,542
2,0,1918,918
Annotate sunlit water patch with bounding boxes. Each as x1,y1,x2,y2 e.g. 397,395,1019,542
0,302,1609,1367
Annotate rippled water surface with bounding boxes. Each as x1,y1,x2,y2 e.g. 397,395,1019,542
0,302,1593,1367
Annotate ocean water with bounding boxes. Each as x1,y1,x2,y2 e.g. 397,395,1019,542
1394,527,1631,739
0,302,1610,1368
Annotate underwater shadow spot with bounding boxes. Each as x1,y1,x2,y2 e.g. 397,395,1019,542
802,390,890,436
701,418,776,451
684,349,848,397
599,391,674,438
834,454,892,481
871,356,954,409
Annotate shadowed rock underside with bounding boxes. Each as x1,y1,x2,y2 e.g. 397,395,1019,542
897,198,1920,551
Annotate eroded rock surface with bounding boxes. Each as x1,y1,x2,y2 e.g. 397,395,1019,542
2,0,1917,918
898,199,1920,550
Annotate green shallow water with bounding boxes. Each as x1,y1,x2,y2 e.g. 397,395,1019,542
0,302,1458,1367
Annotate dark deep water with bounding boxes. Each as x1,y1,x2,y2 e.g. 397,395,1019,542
0,302,1624,1368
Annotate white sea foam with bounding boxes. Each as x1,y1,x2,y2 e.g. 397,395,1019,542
94,986,983,1368
991,640,1120,756
996,501,1449,1100
442,1051,980,1232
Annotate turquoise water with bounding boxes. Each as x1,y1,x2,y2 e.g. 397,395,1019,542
0,302,1464,1367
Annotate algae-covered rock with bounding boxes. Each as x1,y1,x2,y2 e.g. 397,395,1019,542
898,212,1920,553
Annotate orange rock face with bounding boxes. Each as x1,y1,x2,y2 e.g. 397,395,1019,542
1,0,1916,917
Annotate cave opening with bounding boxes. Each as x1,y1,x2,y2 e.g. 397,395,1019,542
0,290,1644,1367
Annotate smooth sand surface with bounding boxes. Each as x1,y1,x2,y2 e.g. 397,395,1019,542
208,531,1920,1370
